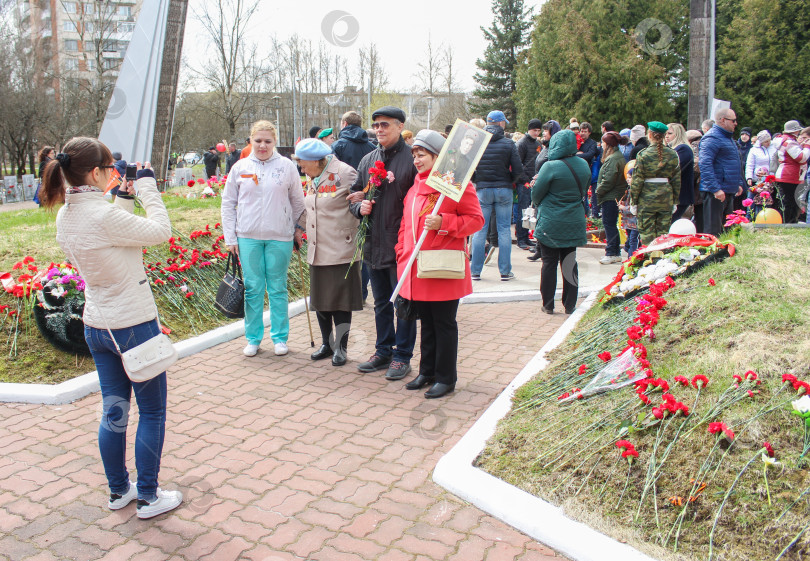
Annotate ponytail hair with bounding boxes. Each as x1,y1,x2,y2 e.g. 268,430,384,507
648,131,666,163
39,137,114,209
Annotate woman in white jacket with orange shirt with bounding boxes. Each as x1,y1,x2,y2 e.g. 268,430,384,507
221,120,306,357
41,137,181,520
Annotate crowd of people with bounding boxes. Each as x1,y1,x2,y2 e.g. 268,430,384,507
36,102,808,520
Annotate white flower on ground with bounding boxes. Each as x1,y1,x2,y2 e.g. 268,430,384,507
791,395,810,414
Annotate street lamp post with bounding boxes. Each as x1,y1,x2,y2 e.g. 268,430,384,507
426,96,435,130
292,79,297,144
271,95,281,143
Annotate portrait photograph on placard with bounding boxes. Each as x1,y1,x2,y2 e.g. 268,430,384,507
426,119,492,202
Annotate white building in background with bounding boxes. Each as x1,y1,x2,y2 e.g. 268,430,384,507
15,0,142,95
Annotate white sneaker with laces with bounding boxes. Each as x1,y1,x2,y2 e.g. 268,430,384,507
136,488,183,519
243,344,259,357
274,342,288,356
108,480,137,510
599,255,622,265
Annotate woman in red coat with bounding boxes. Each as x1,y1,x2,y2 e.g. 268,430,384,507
396,130,485,398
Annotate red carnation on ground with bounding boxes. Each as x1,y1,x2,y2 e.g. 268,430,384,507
783,373,797,385
187,180,195,187
578,364,588,375
597,351,611,362
692,374,709,389
708,278,716,286
763,442,775,458
674,376,689,386
652,407,664,419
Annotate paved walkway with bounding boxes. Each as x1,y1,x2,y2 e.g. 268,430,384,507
0,300,570,561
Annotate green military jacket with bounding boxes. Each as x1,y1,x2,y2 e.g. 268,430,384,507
629,144,681,212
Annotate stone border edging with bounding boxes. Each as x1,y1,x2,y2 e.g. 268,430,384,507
0,299,308,405
433,291,660,561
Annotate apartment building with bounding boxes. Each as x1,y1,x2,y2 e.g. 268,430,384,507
15,0,142,94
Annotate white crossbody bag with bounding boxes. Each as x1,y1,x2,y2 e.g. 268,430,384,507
63,241,177,383
412,196,466,279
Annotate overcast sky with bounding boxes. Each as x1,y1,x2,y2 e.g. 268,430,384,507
181,0,547,92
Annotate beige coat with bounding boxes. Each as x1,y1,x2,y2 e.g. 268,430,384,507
55,178,171,329
303,156,359,266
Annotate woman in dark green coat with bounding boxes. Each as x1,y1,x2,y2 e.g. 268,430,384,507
531,130,590,314
596,132,631,264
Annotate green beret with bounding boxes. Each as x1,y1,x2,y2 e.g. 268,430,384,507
648,121,668,134
317,128,333,139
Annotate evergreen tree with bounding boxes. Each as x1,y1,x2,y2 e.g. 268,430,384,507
716,0,810,132
516,0,679,129
471,0,533,127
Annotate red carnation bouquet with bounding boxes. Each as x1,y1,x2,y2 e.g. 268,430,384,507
347,160,388,277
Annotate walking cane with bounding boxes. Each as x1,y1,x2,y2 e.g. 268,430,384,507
296,245,315,347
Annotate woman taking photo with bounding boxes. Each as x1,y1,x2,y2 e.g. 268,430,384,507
531,129,590,315
396,130,484,399
665,123,695,222
41,137,181,519
222,120,306,357
595,131,630,264
294,138,361,366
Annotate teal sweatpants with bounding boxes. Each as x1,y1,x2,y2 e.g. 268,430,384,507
237,237,294,345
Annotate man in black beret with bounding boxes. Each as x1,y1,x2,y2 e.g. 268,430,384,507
348,106,417,383
309,125,322,139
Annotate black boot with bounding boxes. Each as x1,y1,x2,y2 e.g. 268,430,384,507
311,344,332,361
405,374,434,390
332,331,349,366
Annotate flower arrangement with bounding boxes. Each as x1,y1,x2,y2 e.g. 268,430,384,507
346,160,388,276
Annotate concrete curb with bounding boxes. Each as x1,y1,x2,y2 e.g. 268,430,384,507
433,291,659,561
0,298,309,405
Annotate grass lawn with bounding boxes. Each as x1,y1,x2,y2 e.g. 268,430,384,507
477,227,810,561
0,189,310,384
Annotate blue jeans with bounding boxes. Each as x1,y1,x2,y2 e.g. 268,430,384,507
472,187,513,276
238,237,294,345
514,185,532,245
601,200,620,256
367,265,416,362
625,229,640,256
85,320,168,502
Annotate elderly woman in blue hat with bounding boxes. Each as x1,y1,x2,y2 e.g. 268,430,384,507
295,138,361,366
395,130,484,398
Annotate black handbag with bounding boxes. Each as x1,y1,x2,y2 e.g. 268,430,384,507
394,295,419,321
214,253,245,318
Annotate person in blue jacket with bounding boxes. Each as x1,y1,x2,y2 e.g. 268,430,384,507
698,108,744,236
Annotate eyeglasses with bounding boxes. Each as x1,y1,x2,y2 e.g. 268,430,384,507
723,118,738,123
371,122,392,130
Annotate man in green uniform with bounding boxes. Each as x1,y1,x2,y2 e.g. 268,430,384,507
630,121,681,245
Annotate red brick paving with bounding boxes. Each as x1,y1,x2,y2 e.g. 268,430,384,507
0,302,567,560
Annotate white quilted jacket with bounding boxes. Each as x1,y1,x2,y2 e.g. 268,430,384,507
55,178,171,329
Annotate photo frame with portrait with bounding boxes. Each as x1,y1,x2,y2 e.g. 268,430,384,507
426,119,491,202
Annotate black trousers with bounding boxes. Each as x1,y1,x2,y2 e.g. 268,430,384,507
777,182,800,223
315,311,351,348
701,191,734,237
539,243,578,312
413,300,460,386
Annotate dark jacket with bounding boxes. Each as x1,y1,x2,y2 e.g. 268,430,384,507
333,124,377,171
577,137,598,167
699,125,743,194
203,151,219,175
596,149,626,205
516,134,540,185
472,125,523,189
630,137,649,161
225,150,240,173
674,143,695,206
531,130,589,248
349,137,417,269
736,138,753,176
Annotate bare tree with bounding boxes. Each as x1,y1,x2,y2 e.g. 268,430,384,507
193,0,273,138
414,34,444,95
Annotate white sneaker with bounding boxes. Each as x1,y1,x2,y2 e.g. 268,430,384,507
108,480,137,510
274,342,288,356
136,488,183,519
599,255,622,265
243,344,259,357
